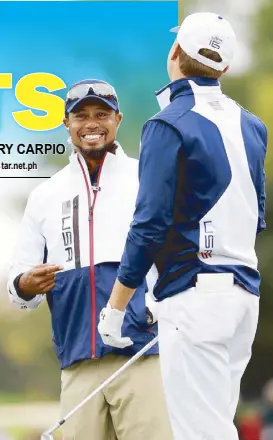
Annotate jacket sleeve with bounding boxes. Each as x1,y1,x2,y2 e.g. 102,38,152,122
256,120,267,235
257,167,266,235
117,119,182,289
7,190,45,310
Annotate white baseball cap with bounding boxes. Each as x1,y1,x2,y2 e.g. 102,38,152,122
171,12,237,71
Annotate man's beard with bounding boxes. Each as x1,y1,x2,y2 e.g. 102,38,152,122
72,139,118,159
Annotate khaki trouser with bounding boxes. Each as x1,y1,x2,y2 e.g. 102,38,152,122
60,354,173,440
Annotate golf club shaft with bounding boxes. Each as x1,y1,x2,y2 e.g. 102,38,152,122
42,336,159,437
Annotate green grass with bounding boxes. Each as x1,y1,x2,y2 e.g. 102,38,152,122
0,393,54,404
8,427,62,440
0,393,28,404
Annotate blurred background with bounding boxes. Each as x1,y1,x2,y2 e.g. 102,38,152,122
0,0,273,438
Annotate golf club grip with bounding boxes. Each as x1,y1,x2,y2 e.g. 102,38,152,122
42,335,159,438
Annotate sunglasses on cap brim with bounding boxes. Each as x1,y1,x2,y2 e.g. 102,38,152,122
67,82,118,101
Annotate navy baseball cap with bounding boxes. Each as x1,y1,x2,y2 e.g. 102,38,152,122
65,79,120,115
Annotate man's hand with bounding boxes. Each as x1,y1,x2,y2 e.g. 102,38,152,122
98,303,133,349
18,264,63,295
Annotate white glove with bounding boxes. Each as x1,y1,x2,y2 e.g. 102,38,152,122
145,291,159,324
98,303,133,349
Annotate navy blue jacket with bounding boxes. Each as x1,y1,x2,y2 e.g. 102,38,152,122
13,161,158,369
117,77,267,300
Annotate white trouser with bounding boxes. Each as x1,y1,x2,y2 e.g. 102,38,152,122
158,273,259,440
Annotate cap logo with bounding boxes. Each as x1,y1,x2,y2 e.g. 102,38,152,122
209,36,223,50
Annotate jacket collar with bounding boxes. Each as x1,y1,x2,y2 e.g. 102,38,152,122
68,141,128,179
156,77,221,110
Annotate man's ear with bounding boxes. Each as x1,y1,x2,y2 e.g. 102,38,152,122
223,65,229,73
63,117,70,131
171,42,181,61
116,112,123,128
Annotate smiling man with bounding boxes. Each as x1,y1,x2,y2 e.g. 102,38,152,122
63,80,122,162
7,80,172,440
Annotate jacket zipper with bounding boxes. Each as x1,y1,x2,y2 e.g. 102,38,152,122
77,154,106,358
